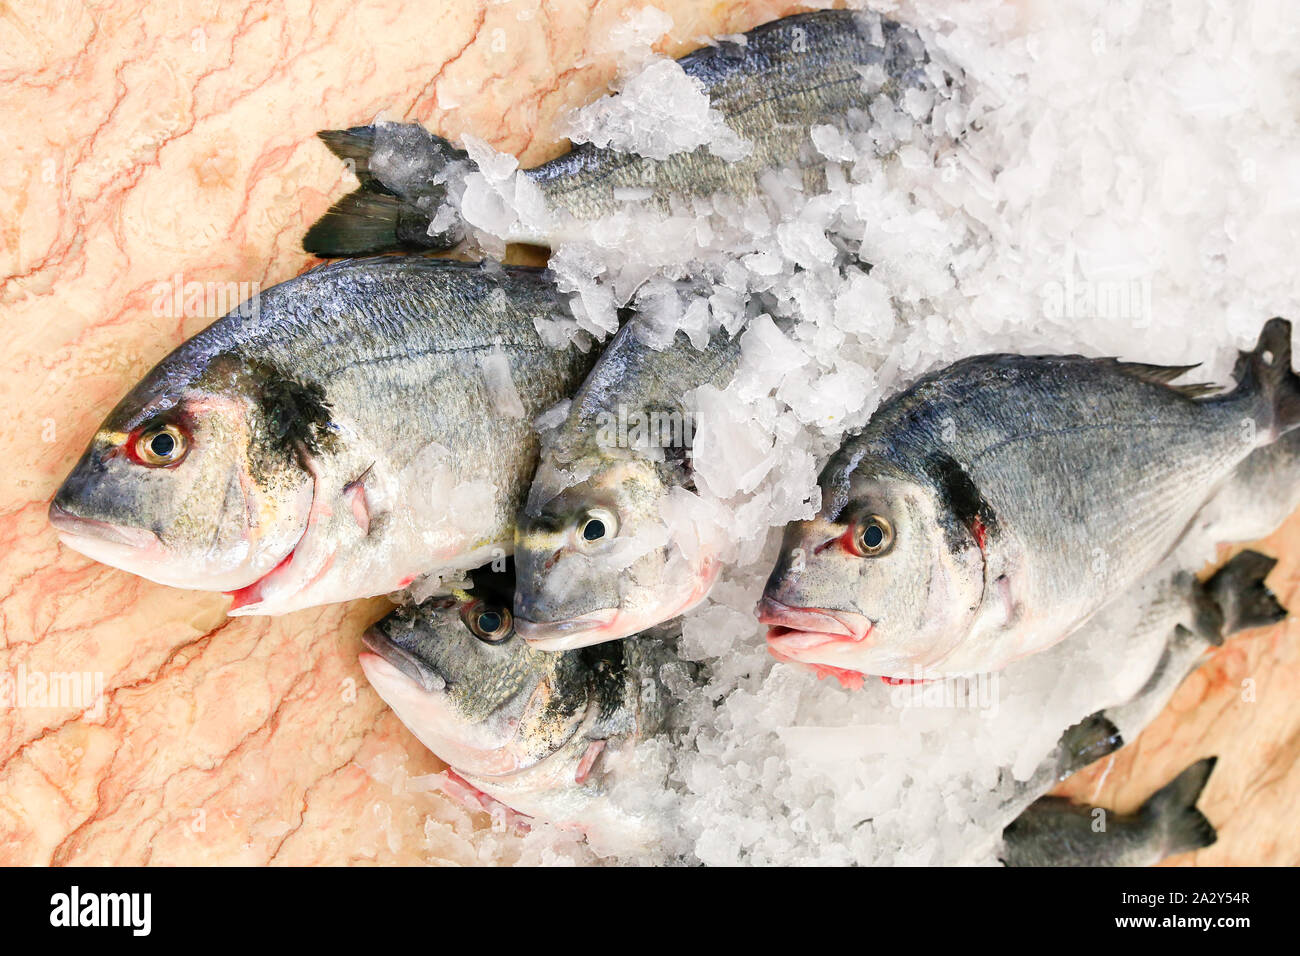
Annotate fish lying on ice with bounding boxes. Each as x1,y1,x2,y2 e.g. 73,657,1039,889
49,258,595,615
360,542,1282,862
1000,757,1219,866
358,562,688,857
759,318,1300,681
365,375,1296,860
511,307,763,650
302,10,945,255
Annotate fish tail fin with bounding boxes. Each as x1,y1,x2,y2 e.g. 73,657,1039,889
1055,712,1124,779
1201,549,1287,643
304,123,471,257
1229,318,1300,442
1139,756,1219,858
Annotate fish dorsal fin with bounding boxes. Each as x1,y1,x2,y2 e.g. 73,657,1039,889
1113,360,1221,398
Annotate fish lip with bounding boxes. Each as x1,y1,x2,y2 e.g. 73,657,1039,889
515,608,618,650
756,597,875,651
48,500,160,551
361,628,447,693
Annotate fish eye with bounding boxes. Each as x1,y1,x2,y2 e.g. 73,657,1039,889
464,602,513,644
577,508,618,547
851,514,894,557
134,424,188,467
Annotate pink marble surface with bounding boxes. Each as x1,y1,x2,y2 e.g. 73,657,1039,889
1,0,1296,865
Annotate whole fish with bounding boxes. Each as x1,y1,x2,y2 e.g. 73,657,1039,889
999,757,1219,866
49,258,594,615
302,10,941,255
759,318,1300,681
512,311,752,649
358,562,687,856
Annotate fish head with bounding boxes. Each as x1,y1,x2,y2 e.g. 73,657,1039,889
49,351,315,593
512,453,712,650
759,459,985,680
360,563,594,778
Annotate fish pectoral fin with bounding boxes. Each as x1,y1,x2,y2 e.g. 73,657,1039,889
995,573,1019,626
574,739,608,785
435,769,532,834
342,475,372,536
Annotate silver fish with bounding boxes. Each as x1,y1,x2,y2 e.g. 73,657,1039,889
759,319,1300,681
511,308,758,650
49,258,594,615
1000,757,1219,867
302,10,942,255
358,562,687,855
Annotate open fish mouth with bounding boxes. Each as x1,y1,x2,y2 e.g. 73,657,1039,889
757,596,875,654
48,501,160,552
360,628,446,693
514,607,619,649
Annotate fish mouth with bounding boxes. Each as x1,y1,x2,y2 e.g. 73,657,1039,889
48,501,160,551
514,607,619,650
757,596,875,654
360,628,446,693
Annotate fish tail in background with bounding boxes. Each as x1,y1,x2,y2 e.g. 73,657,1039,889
1226,317,1300,442
1053,712,1124,780
1201,549,1287,640
304,124,472,256
1139,756,1219,858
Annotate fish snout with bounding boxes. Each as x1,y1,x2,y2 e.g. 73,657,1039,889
756,596,874,652
48,498,159,551
360,627,446,693
513,607,619,650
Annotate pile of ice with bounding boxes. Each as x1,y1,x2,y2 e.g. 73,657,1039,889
373,0,1300,865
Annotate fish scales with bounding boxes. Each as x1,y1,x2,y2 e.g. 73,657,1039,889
50,257,596,616
303,10,943,255
528,12,931,219
762,320,1300,680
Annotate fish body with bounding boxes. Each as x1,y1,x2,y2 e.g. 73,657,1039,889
512,312,749,649
760,319,1300,680
303,10,940,255
1000,757,1219,866
50,258,594,615
359,563,686,856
